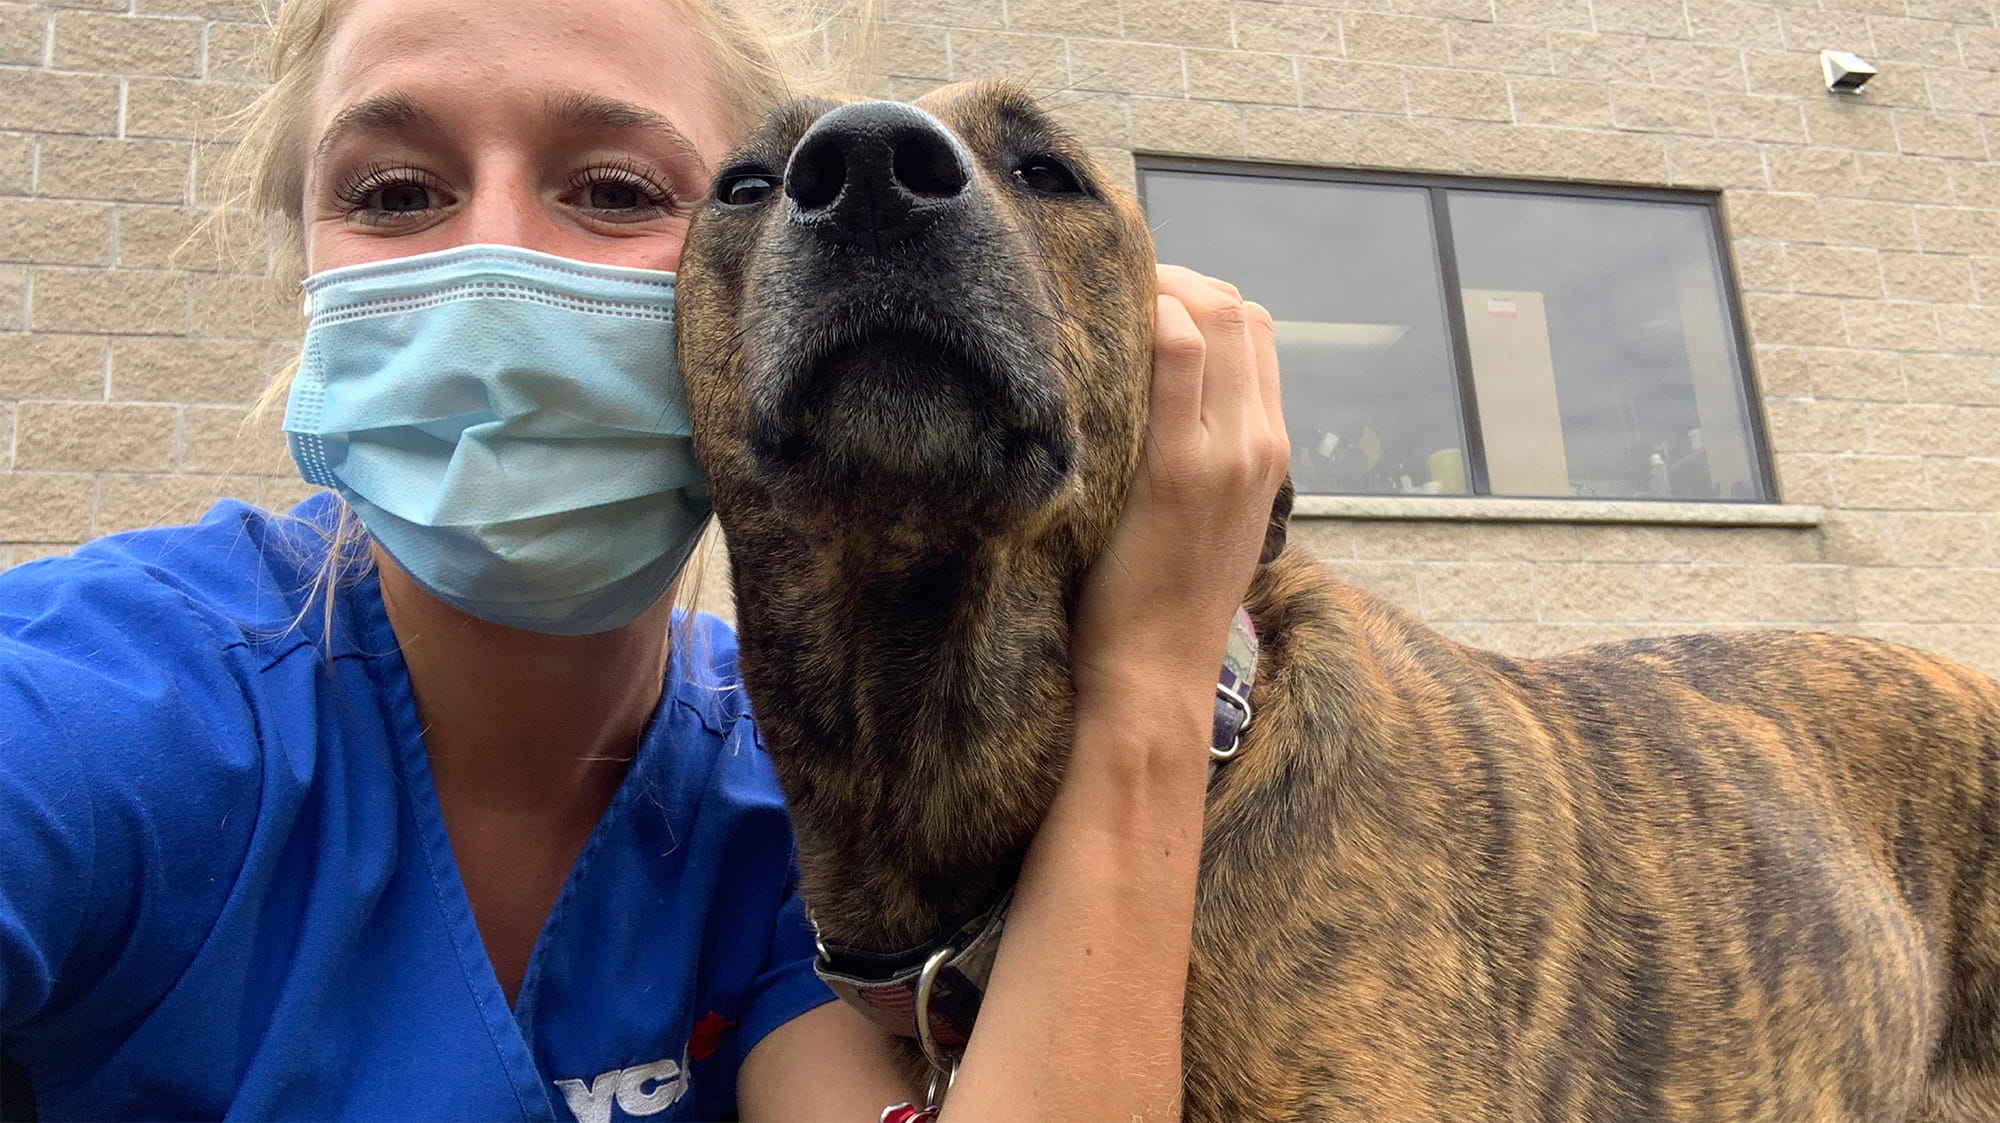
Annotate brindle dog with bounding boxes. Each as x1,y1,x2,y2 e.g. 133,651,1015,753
676,81,2000,1121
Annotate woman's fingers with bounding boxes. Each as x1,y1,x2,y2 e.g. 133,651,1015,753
1150,266,1288,504
1244,299,1287,457
1155,264,1254,442
1150,290,1205,452
1071,264,1288,699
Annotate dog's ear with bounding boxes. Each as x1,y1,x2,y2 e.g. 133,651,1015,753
1260,474,1294,564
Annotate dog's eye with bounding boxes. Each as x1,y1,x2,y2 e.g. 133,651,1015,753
716,172,778,207
1012,157,1083,196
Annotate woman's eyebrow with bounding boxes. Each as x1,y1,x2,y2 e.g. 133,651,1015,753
308,89,709,177
313,91,438,172
542,89,709,175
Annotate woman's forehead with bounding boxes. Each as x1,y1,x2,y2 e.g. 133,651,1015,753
313,0,731,156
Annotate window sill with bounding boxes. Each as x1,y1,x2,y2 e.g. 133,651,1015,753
1291,495,1825,528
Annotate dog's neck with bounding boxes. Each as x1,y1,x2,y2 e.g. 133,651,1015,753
723,519,1083,953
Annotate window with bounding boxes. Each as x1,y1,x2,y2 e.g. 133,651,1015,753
1138,163,1775,503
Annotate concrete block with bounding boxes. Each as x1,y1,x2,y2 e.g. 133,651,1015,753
30,268,188,335
51,11,201,77
14,400,177,471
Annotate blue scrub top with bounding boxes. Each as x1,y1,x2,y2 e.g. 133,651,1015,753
0,495,837,1121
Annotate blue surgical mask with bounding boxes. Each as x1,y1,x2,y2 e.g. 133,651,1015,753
283,244,708,636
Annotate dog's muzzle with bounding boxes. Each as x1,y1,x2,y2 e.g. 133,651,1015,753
740,101,1073,518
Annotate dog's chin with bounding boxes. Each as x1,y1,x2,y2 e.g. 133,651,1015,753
745,330,1074,526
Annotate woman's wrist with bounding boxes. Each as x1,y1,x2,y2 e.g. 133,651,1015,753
1051,701,1213,844
1072,624,1227,753
958,706,1206,1123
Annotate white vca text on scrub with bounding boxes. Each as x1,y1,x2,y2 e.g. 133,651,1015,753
554,1050,689,1123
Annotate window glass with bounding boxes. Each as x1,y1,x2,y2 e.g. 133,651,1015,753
1446,191,1765,501
1144,170,1470,496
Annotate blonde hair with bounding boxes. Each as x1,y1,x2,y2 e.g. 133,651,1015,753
211,0,872,649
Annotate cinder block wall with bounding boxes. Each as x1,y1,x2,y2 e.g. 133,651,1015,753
1,0,310,562
2,0,1997,677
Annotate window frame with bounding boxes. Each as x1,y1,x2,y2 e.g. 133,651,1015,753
1134,158,1780,504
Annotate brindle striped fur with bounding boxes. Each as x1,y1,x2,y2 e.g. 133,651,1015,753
677,81,2000,1121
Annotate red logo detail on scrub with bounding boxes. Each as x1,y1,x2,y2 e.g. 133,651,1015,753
687,1011,735,1063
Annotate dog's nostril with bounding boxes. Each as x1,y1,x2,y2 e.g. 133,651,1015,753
787,133,846,212
892,131,967,198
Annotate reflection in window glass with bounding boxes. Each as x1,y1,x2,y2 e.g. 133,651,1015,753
1145,171,1470,496
1137,163,1774,503
1446,192,1763,501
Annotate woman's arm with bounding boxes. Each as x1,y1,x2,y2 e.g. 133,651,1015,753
1,556,270,1038
740,265,1287,1122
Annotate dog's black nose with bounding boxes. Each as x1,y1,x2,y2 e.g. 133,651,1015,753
785,101,971,249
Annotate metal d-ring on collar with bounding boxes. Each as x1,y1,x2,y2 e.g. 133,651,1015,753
914,947,960,1105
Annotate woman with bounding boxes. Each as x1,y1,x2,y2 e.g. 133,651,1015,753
0,0,1288,1118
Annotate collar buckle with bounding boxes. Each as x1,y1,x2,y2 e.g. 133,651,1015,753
1210,607,1260,762
1210,679,1252,762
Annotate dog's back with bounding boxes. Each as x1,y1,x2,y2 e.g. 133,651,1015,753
1190,547,2000,1121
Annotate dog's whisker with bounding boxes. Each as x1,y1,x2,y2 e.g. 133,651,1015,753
1035,74,1115,104
1036,89,1126,120
1011,53,1070,99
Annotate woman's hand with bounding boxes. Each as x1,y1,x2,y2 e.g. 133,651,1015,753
1070,264,1290,743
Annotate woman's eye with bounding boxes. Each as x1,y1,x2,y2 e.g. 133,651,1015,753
375,183,432,212
569,164,675,222
1013,157,1083,196
586,180,644,210
716,172,777,207
334,166,451,224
